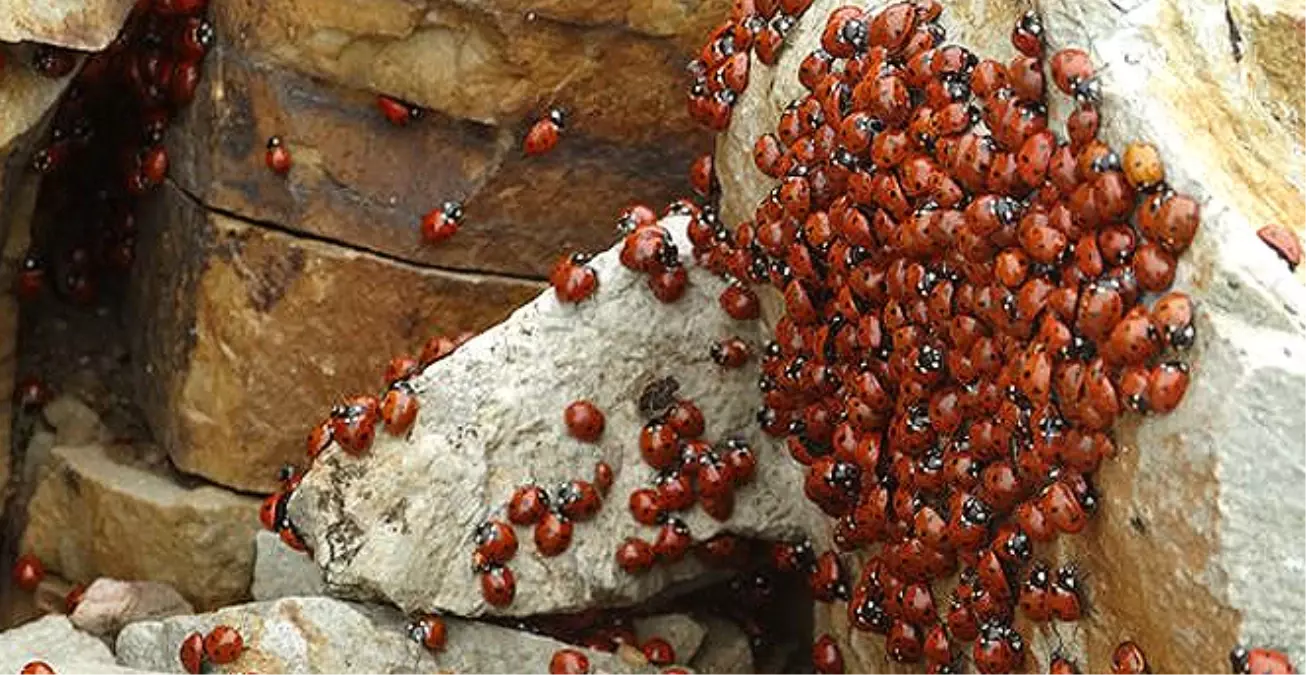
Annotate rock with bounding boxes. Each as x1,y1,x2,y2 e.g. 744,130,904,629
252,530,326,601
0,0,136,51
689,616,754,674
289,216,827,617
126,183,542,492
166,31,701,281
632,614,706,666
41,394,109,447
20,443,261,610
70,578,194,638
0,615,137,674
716,0,1306,671
116,596,653,673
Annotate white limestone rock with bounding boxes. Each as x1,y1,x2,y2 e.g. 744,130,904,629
288,216,826,617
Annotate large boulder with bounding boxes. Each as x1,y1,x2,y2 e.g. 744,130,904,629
289,216,826,617
714,0,1306,671
0,615,139,674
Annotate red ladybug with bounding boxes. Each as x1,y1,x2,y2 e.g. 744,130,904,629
141,145,170,185
473,519,518,569
552,253,599,303
509,484,550,525
420,200,463,245
203,625,244,665
12,553,44,591
306,420,333,460
1010,9,1044,57
265,136,291,174
549,648,590,674
15,254,46,301
406,613,448,652
648,264,689,303
481,565,517,606
64,582,87,613
689,153,717,196
1231,646,1296,675
19,662,55,675
329,395,379,455
557,480,602,521
535,511,574,556
525,108,566,156
259,492,287,532
377,94,424,126
719,282,761,320
710,338,752,368
564,400,605,442
642,638,677,666
1258,224,1302,270
380,382,420,436
812,634,845,673
1110,641,1150,674
616,537,655,574
179,632,205,674
653,517,692,563
592,461,614,495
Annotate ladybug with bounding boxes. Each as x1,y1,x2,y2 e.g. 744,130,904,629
176,17,216,59
552,253,599,303
1147,361,1190,413
666,399,705,439
549,648,591,674
525,108,567,156
419,334,459,365
32,46,77,78
265,136,292,174
719,282,761,320
711,338,752,368
1122,141,1165,190
179,632,205,674
812,634,845,674
259,492,287,532
1049,653,1082,674
656,470,696,511
377,94,424,126
1151,291,1196,350
642,638,677,666
406,613,448,652
535,511,574,556
564,400,605,442
1102,306,1160,366
1257,224,1302,270
647,263,689,303
972,623,1025,674
1049,48,1099,101
329,395,379,455
203,625,244,665
690,153,717,196
653,517,693,562
508,485,549,525
472,519,518,569
15,254,46,301
421,200,463,245
64,583,87,613
384,356,421,385
481,564,517,607
16,376,52,410
887,619,923,663
140,145,169,185
380,382,420,436
1011,10,1044,57
628,487,664,526
556,480,602,521
923,623,953,667
593,461,614,495
12,553,43,591
1110,641,1150,674
19,662,55,675
1133,243,1177,292
1230,646,1296,675
1048,563,1084,621
616,537,655,574
640,421,680,470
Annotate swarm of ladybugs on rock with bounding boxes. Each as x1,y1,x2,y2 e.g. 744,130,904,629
671,0,1297,673
13,0,213,307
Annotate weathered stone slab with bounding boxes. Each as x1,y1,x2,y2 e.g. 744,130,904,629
127,183,541,492
20,443,261,610
289,217,826,617
167,38,701,280
0,0,136,51
71,578,194,638
715,0,1306,671
116,596,655,674
252,530,326,601
0,615,137,674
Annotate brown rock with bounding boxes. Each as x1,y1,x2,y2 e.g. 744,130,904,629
167,35,704,279
70,578,194,638
0,0,135,51
126,183,541,492
20,443,260,610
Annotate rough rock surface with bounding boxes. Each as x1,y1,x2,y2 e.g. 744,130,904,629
168,33,703,280
0,615,138,674
127,184,542,492
20,443,261,610
70,578,194,638
289,216,827,616
0,0,136,51
633,613,707,666
116,596,653,674
689,616,754,674
252,530,326,601
715,0,1306,671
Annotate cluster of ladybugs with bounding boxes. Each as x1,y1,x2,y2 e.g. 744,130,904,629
686,0,820,131
14,0,212,307
674,0,1249,671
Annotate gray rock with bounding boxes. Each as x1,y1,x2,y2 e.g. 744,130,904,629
116,596,654,674
42,394,108,447
0,615,139,673
0,0,137,51
715,0,1306,670
633,614,706,666
289,216,826,617
689,616,753,674
252,530,326,601
70,578,193,638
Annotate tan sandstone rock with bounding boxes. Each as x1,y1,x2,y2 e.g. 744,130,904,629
0,0,136,51
126,184,541,492
717,0,1306,672
20,443,261,610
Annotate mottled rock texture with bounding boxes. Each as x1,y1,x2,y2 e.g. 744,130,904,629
714,0,1306,671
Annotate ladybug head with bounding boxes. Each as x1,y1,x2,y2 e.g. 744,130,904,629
194,20,216,50
1229,646,1250,674
546,107,568,128
440,200,464,223
267,135,283,149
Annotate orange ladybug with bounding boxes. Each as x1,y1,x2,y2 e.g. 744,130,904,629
524,108,566,156
406,613,448,652
265,136,291,175
203,625,244,665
